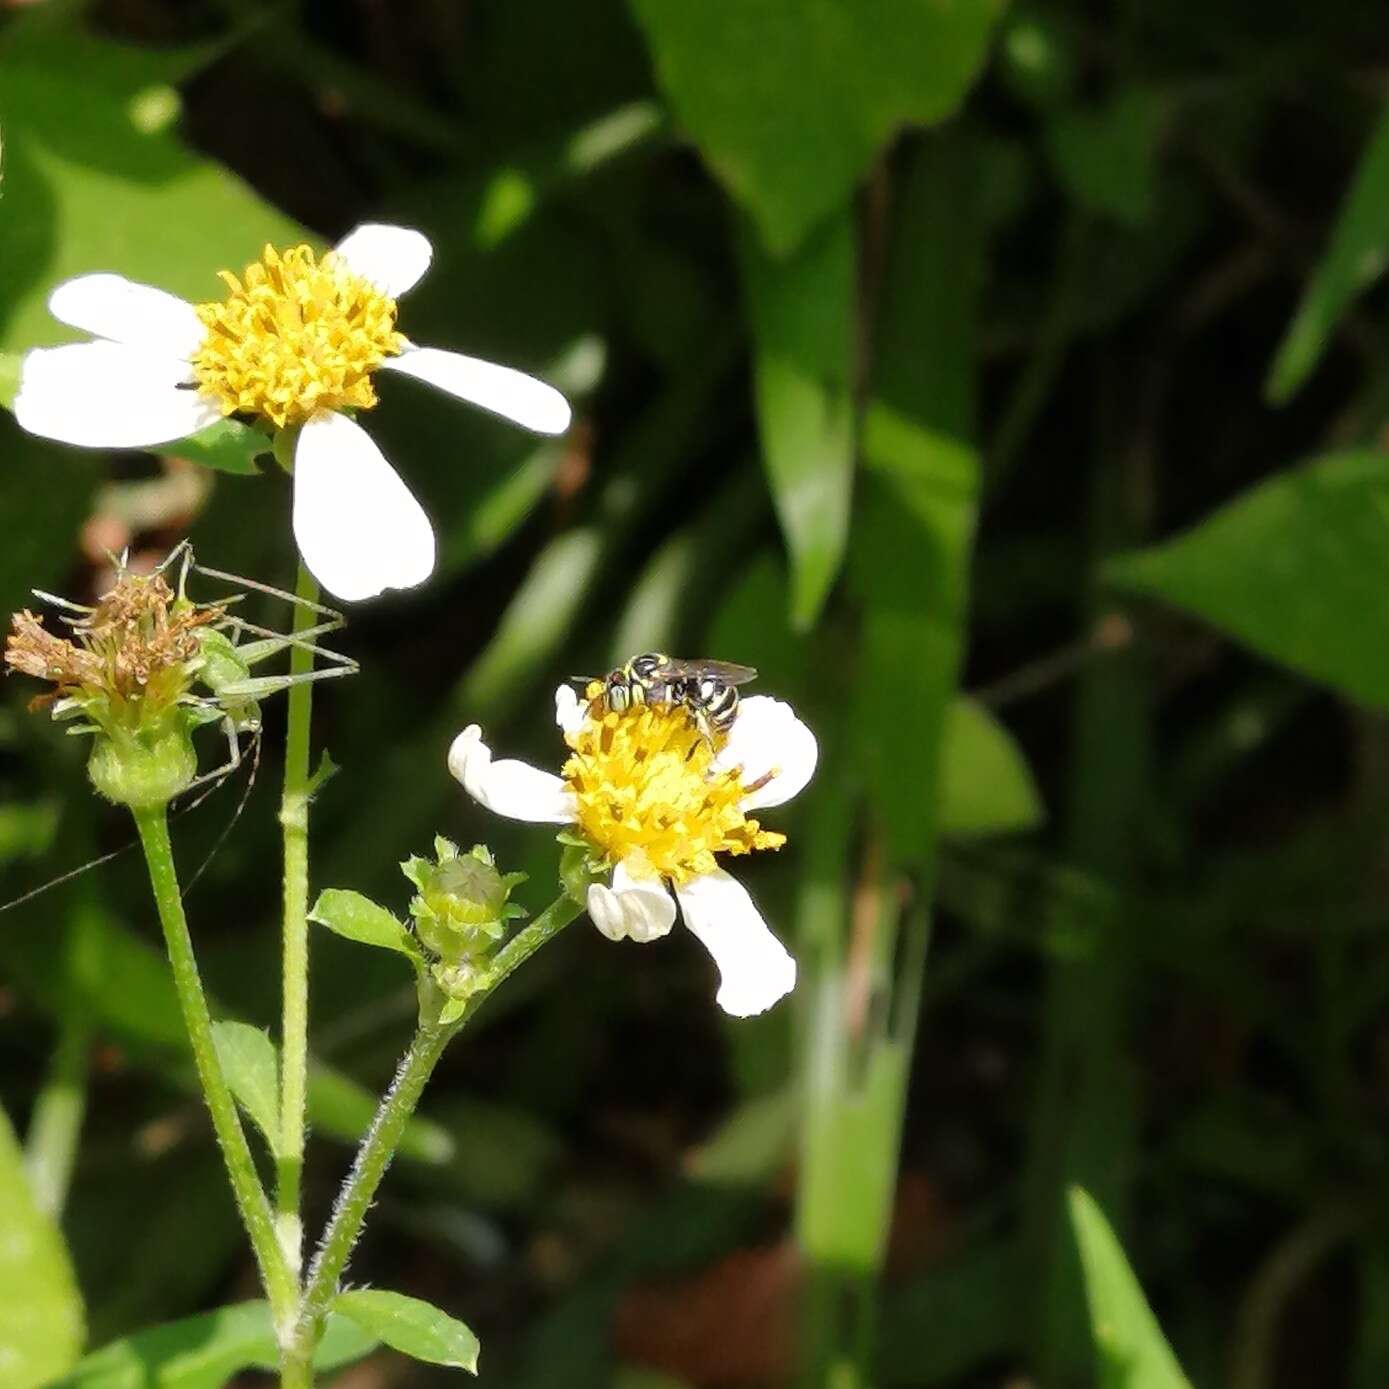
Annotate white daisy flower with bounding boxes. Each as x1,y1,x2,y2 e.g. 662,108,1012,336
448,682,817,1017
13,224,571,602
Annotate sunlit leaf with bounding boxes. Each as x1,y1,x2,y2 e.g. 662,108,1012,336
1267,105,1389,404
1109,450,1389,709
0,1103,84,1387
741,209,855,629
1068,1187,1192,1389
628,0,1003,253
209,1021,279,1154
336,1289,481,1373
0,22,302,356
54,1300,376,1389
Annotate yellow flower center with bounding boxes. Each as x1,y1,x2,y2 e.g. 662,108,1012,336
191,244,405,430
563,699,785,885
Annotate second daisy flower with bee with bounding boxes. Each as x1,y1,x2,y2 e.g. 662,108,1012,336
450,660,817,1017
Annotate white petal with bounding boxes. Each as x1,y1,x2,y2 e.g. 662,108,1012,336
14,343,217,449
714,696,818,812
333,224,433,297
381,345,571,436
448,725,576,824
292,412,435,602
675,869,796,1017
555,683,587,737
48,274,205,359
587,862,676,944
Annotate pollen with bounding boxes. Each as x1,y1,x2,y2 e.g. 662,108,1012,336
190,244,405,430
563,702,785,886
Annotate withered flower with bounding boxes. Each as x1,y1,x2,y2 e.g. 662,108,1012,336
6,573,220,808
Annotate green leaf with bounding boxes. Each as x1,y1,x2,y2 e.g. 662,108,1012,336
336,1289,481,1373
1108,451,1389,710
740,209,855,628
940,697,1044,838
209,1021,279,1154
1046,87,1165,227
169,418,267,475
852,143,982,867
0,27,302,357
0,1103,84,1387
628,0,1003,253
309,889,422,962
1268,105,1389,404
1068,1187,1192,1389
687,1087,797,1186
55,1300,377,1388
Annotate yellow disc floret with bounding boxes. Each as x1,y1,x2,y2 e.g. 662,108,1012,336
191,244,405,429
563,702,785,885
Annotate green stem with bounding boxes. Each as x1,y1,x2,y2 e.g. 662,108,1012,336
132,805,297,1321
292,892,583,1351
277,557,320,1268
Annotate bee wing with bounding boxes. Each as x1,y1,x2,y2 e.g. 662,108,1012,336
663,658,759,686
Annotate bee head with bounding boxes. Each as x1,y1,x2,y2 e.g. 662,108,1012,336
629,652,664,680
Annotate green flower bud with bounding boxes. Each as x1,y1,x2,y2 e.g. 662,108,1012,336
403,837,526,969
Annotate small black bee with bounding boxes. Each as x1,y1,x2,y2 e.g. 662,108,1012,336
580,652,758,744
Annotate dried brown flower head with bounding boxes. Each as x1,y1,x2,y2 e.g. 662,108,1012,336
6,573,220,722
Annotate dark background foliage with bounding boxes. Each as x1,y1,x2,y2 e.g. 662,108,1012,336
4,0,1389,1385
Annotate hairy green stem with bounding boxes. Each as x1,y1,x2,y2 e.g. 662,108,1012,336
277,557,320,1267
290,892,583,1361
133,805,297,1320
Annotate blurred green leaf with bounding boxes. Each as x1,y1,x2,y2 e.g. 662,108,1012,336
853,143,982,867
306,1066,454,1166
628,0,1002,252
877,1242,1020,1384
427,1095,560,1210
1046,88,1165,227
687,1086,796,1186
336,1289,480,1373
309,888,421,963
0,350,18,407
0,22,302,354
55,1300,376,1388
0,904,449,1162
1109,451,1389,709
1267,104,1389,404
940,697,1045,837
209,1021,279,1154
0,1103,84,1387
741,210,855,629
1068,1186,1192,1389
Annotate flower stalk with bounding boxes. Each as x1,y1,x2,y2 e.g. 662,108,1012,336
132,804,298,1322
276,555,320,1269
286,890,585,1375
